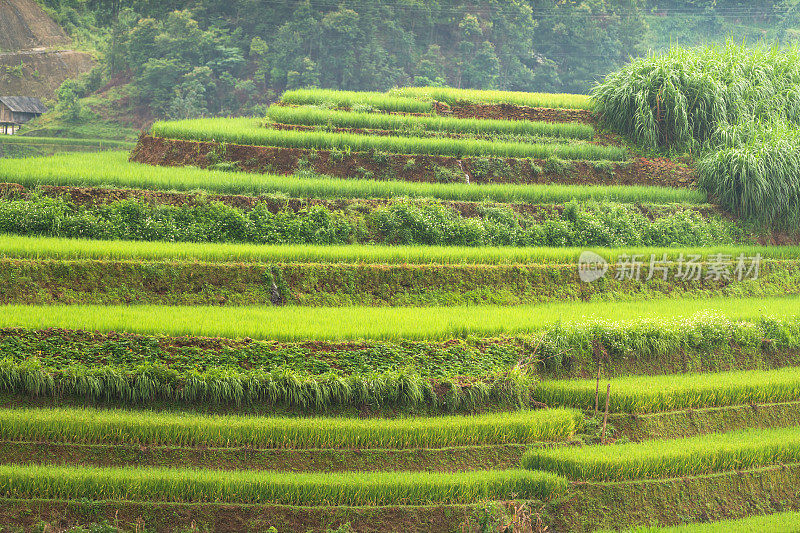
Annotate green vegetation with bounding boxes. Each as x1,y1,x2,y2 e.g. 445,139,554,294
0,355,534,412
1,233,793,265
0,464,566,505
535,368,800,413
4,314,800,381
150,118,628,161
0,195,743,248
522,425,800,482
0,407,581,448
390,86,593,109
0,136,133,148
0,152,705,204
593,41,800,226
604,511,800,532
0,297,796,341
267,105,595,139
280,89,432,113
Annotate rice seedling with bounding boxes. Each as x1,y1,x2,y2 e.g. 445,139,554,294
521,425,800,481
0,358,536,411
389,87,593,110
0,296,795,341
534,367,800,413
0,464,567,505
0,151,705,204
1,234,794,265
150,118,628,161
601,511,800,532
0,136,134,148
280,88,433,113
0,407,582,448
267,106,595,140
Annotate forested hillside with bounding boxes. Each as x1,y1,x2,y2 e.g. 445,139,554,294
30,0,800,122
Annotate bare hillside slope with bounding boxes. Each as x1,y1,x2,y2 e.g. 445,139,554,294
0,0,94,99
0,0,70,51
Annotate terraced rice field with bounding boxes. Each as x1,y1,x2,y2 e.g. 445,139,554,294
2,83,800,532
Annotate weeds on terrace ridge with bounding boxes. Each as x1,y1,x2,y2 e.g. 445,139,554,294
390,86,593,110
522,425,800,481
267,106,595,140
149,118,628,161
0,464,567,505
0,152,706,204
0,407,582,448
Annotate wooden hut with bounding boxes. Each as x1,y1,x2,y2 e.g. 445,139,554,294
0,96,47,135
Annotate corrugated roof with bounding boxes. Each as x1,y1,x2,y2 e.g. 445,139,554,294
0,96,47,114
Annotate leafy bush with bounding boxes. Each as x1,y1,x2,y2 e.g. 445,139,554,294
0,195,742,248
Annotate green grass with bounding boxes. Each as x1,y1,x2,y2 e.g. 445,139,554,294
0,296,796,341
602,511,800,532
0,464,566,505
150,118,628,161
267,105,595,139
535,368,800,413
390,87,593,110
0,136,134,148
0,151,705,204
522,425,800,481
0,407,581,448
1,234,796,264
280,88,433,113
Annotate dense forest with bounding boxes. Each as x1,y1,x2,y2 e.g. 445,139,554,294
36,0,800,119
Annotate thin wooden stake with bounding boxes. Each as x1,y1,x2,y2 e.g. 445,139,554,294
594,362,602,417
601,383,611,444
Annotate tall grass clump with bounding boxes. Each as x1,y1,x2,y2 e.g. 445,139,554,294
697,121,800,227
522,425,800,481
0,464,567,505
390,87,593,110
0,407,582,448
150,118,627,161
267,106,594,139
593,41,800,226
592,41,800,151
280,89,432,113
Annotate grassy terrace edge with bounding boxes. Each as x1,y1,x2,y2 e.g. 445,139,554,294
0,407,581,449
0,464,566,505
149,118,627,161
0,152,704,204
522,425,800,481
0,296,796,340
